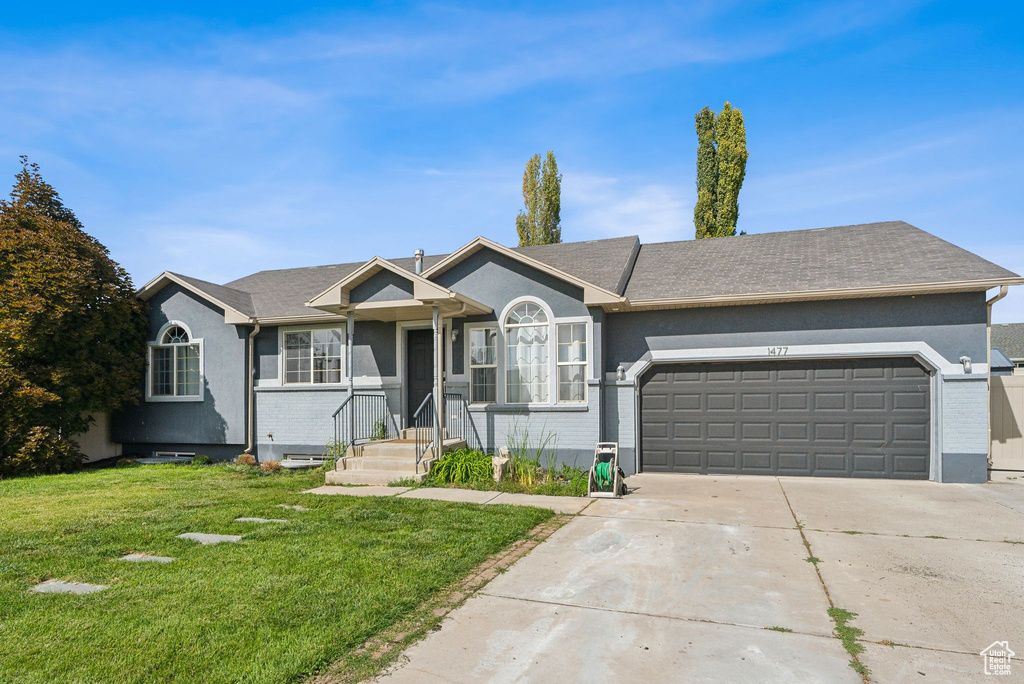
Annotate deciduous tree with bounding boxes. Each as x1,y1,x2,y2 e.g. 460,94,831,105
693,102,748,238
0,157,148,476
516,151,562,246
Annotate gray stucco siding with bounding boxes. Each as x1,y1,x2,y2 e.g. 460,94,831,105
255,321,397,382
434,249,590,320
440,249,592,377
112,284,247,445
350,269,415,304
604,293,987,373
447,385,603,471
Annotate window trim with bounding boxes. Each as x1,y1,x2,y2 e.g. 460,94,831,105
472,297,591,408
502,298,554,406
146,321,204,403
468,325,498,405
556,320,588,404
278,324,347,387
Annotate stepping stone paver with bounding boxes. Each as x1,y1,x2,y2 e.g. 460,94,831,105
235,517,288,524
32,580,107,595
119,553,174,563
277,504,309,511
177,532,243,545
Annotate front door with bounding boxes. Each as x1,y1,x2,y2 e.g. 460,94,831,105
406,328,435,427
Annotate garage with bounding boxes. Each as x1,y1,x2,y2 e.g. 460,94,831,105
640,357,931,478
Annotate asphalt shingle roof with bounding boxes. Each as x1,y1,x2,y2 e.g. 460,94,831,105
992,323,1024,360
164,221,1018,320
170,273,256,318
222,237,640,319
624,221,1019,302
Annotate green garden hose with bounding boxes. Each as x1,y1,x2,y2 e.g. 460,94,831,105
595,461,613,491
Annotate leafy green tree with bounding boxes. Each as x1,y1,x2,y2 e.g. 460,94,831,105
516,151,562,246
693,101,748,238
0,157,148,476
693,107,717,239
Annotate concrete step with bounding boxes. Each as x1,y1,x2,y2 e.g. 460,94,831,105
361,438,466,459
398,428,451,440
341,456,418,472
325,469,426,486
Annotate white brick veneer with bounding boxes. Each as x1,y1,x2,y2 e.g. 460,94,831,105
940,377,989,454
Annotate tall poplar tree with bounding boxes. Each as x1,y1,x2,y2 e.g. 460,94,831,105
693,101,748,238
516,151,562,246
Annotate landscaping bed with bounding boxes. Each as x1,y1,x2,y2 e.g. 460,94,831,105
0,464,551,683
398,447,590,497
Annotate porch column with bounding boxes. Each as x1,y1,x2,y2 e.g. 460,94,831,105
347,315,355,443
432,306,444,457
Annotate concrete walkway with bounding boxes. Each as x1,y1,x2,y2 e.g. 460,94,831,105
373,474,1024,682
305,485,593,515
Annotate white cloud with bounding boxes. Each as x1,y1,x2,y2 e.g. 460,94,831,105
562,173,691,243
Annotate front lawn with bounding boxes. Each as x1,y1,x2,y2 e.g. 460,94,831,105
0,464,551,683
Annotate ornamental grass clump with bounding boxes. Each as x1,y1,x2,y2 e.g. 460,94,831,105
428,449,492,485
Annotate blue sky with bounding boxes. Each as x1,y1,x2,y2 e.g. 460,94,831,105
2,1,1023,321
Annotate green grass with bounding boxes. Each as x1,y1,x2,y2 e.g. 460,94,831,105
0,464,552,683
765,626,793,633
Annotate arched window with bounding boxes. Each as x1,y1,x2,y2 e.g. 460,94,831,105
504,301,549,403
149,323,201,399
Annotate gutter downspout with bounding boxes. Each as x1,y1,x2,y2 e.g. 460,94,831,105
986,285,1009,465
243,321,261,456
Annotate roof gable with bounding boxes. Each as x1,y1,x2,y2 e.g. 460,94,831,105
422,237,628,306
138,272,254,324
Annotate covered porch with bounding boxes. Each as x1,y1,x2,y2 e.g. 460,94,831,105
304,257,491,481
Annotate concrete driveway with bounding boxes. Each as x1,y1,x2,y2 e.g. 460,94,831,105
375,474,1024,683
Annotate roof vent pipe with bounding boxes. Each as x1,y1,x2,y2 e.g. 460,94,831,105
414,249,424,274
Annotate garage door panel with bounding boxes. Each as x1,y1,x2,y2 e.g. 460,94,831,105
673,393,701,410
814,392,848,410
853,391,886,410
707,451,738,468
778,392,809,410
741,422,772,440
673,450,701,469
778,452,811,471
852,423,886,442
640,357,930,479
741,451,772,469
706,393,736,410
741,392,771,410
894,391,927,409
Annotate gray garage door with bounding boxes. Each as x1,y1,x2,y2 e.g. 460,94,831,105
640,357,931,479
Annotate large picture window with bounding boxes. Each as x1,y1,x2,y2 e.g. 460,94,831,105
556,322,587,403
469,327,497,403
505,302,549,404
149,324,201,399
284,328,343,384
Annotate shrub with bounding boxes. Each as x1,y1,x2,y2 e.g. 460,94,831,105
235,453,256,466
428,449,493,485
260,459,282,473
192,454,212,466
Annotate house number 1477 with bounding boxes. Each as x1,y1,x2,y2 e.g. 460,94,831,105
767,346,788,356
